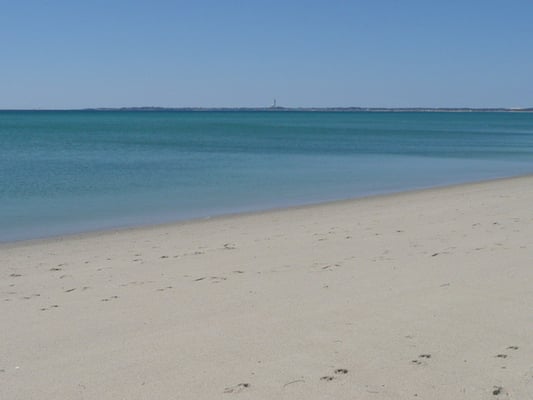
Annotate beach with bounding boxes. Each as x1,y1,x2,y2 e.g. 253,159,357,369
1,175,532,399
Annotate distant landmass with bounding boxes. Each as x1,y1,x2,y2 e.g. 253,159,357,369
2,107,532,112
83,106,533,112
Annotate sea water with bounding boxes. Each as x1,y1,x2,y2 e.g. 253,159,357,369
1,111,533,242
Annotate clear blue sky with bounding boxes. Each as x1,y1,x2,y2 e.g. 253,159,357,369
1,0,532,109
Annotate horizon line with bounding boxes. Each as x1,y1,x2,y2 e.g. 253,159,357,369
1,106,533,112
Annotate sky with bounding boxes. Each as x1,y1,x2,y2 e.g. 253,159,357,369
1,0,532,109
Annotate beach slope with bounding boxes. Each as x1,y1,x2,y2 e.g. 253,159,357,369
1,176,532,399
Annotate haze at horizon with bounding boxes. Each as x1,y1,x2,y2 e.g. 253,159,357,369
1,0,532,109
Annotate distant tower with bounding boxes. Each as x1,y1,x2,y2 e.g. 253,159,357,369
271,99,277,108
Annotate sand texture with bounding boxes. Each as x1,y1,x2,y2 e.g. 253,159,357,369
1,176,532,399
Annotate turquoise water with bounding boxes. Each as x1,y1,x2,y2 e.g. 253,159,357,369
1,111,533,242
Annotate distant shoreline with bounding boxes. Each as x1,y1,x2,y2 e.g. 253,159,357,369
1,107,532,112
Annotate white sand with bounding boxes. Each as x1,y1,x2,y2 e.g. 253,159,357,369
1,176,532,399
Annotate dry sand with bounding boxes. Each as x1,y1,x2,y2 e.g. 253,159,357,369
1,176,532,399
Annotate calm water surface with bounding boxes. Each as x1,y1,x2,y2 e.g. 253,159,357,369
1,111,533,242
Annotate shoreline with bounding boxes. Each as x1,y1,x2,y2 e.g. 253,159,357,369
3,172,533,248
2,174,533,399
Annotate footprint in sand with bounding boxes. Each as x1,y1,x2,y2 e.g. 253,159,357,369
321,368,349,381
223,383,249,393
194,276,227,283
335,368,349,374
209,276,227,283
411,354,431,365
101,296,119,302
492,386,503,396
494,346,518,359
40,305,59,311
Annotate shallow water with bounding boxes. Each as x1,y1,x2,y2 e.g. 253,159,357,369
1,110,533,242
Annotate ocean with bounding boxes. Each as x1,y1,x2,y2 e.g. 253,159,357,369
1,110,533,242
